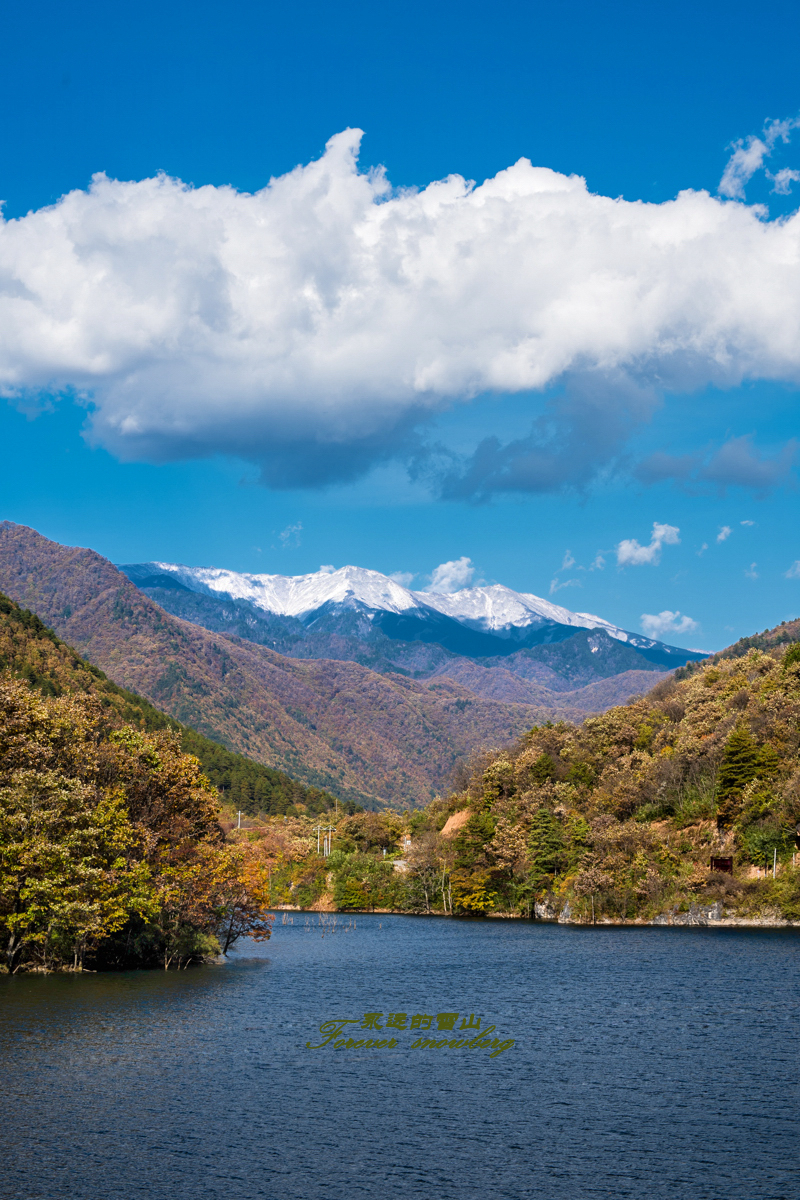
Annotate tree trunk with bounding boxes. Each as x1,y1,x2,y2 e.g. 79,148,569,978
6,931,25,975
221,901,241,955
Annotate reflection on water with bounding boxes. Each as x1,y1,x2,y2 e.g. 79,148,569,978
1,916,798,1200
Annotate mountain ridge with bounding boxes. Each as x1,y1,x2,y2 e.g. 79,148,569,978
121,560,705,684
0,521,615,808
125,560,701,656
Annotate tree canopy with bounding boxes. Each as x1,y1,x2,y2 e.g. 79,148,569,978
0,675,273,972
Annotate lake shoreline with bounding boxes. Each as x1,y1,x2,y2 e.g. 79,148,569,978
270,904,800,928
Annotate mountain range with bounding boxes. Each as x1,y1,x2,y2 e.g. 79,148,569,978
0,522,705,809
120,561,705,697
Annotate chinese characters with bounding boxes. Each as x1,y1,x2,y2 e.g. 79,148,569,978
306,1010,514,1057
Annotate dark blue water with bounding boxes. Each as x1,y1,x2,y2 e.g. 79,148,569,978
1,915,798,1200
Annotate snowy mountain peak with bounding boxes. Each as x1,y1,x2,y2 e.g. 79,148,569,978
130,561,653,647
417,583,626,638
149,562,420,618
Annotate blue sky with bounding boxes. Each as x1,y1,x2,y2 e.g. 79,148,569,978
1,0,799,650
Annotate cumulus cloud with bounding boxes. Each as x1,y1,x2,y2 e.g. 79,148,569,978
769,167,800,195
718,117,800,199
5,127,800,489
389,570,415,587
439,373,655,499
717,525,732,542
786,561,800,578
640,610,699,639
426,556,474,593
702,436,797,490
635,435,797,494
616,522,680,567
745,562,759,579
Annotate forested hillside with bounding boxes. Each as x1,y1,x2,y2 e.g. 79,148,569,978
0,590,338,816
250,638,800,924
0,672,279,973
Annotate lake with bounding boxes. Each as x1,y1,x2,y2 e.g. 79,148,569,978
1,915,798,1200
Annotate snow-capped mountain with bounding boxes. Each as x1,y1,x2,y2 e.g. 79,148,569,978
125,561,634,633
415,583,636,642
120,561,703,670
136,562,421,618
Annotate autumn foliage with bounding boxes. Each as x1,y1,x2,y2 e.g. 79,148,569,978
246,642,800,924
0,675,273,973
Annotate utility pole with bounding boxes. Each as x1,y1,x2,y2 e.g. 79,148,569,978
322,823,335,857
314,824,336,856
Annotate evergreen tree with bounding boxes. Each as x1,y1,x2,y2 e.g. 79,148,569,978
453,812,496,869
530,753,556,784
717,724,760,826
529,808,566,879
782,642,800,671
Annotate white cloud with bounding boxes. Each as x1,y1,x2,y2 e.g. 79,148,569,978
389,570,415,587
640,610,699,639
769,167,800,195
549,547,603,593
717,525,732,542
697,543,708,556
319,564,336,574
740,519,755,526
718,117,799,199
278,521,302,548
785,561,800,579
745,562,759,579
5,128,800,487
549,547,588,593
616,522,680,566
549,577,582,595
426,556,474,593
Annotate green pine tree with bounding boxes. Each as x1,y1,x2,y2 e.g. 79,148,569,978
717,724,760,826
529,808,566,880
